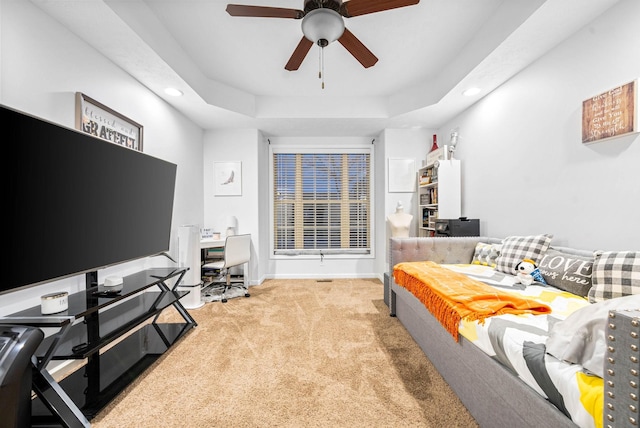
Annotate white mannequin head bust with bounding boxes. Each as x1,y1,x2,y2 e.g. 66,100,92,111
388,201,412,237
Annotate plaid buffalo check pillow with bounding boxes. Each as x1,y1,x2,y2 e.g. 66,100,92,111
588,251,640,303
494,234,553,275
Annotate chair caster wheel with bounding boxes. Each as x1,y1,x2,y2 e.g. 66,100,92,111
244,293,250,297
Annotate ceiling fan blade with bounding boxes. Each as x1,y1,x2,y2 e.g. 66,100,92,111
338,28,378,68
340,0,419,17
285,37,314,71
226,4,304,19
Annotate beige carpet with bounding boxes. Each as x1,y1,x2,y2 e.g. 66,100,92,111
91,279,478,428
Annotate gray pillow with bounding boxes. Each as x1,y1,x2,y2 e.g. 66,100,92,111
546,295,640,378
537,249,593,297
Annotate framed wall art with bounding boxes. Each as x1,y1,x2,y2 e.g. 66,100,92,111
214,161,242,196
582,80,638,144
75,92,143,151
388,158,416,193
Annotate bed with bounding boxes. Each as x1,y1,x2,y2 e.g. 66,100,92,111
388,236,640,428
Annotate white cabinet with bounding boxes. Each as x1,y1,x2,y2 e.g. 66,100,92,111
417,159,461,237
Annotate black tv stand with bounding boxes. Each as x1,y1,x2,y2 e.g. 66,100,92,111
0,267,196,427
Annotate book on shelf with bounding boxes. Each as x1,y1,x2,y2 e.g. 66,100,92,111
419,170,430,185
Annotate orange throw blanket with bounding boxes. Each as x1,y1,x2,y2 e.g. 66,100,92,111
393,261,552,341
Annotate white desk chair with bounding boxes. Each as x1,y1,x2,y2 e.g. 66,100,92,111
202,234,251,303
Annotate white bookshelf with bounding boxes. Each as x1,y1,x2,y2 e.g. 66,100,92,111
417,159,461,237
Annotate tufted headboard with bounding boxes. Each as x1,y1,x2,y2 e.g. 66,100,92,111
389,236,503,269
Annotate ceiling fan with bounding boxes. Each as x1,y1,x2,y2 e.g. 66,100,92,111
226,0,420,72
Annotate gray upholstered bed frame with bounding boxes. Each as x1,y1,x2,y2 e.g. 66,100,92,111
388,237,579,428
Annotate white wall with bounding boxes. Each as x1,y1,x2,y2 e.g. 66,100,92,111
379,128,435,272
382,129,437,235
203,129,435,281
0,0,204,314
257,132,271,283
373,132,387,278
438,0,640,251
202,128,261,284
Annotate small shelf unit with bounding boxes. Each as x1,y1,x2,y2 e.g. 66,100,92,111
417,159,461,237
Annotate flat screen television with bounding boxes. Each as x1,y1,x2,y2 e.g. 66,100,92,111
3,105,177,294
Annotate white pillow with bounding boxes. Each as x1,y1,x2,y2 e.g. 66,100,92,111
545,295,640,378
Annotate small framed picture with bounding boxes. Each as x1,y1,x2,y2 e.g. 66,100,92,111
214,161,242,196
75,92,143,151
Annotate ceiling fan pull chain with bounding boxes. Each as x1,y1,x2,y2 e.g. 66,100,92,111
318,45,322,80
319,46,325,89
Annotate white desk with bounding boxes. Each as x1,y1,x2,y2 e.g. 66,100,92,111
200,238,226,272
200,239,225,269
200,235,250,287
200,238,225,249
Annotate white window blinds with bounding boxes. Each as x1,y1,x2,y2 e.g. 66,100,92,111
273,152,371,255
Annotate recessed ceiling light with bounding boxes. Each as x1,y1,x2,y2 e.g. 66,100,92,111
462,87,481,97
164,87,183,97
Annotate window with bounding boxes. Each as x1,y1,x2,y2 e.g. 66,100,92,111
273,150,371,255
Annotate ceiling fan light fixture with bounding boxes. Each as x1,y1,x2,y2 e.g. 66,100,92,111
301,9,345,45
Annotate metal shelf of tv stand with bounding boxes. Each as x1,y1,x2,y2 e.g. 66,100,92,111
4,267,197,428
